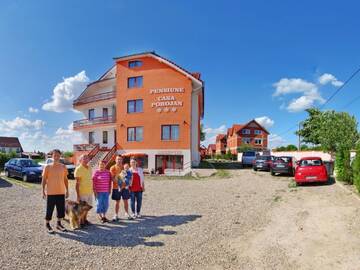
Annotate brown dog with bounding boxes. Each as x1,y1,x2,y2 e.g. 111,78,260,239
65,200,92,230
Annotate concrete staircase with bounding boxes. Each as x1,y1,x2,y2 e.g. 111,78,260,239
88,150,108,171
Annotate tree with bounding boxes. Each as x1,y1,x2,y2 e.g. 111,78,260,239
200,124,206,142
63,151,74,158
352,142,360,191
237,145,253,153
297,109,359,158
335,148,353,183
296,108,323,145
286,144,298,151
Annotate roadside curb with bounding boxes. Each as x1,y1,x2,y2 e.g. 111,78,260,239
335,180,360,202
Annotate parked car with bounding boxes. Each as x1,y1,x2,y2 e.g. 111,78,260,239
242,151,258,167
252,155,274,171
39,158,75,179
294,157,328,185
270,156,296,176
4,158,43,182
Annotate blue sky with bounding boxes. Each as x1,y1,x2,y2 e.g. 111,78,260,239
1,0,360,151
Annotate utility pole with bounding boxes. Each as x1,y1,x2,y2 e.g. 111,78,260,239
298,121,302,151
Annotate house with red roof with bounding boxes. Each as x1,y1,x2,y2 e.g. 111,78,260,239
215,134,227,155
226,120,269,154
206,144,216,157
0,137,23,156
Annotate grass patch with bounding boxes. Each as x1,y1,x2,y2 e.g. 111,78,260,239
213,169,231,179
0,175,40,189
288,180,297,189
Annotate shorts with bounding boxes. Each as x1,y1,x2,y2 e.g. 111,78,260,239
111,189,130,201
45,194,65,220
96,192,110,214
79,194,93,206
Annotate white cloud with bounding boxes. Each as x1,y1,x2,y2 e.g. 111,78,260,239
273,77,326,113
0,117,45,132
286,91,325,112
255,116,274,129
18,123,84,152
42,71,89,113
203,124,227,146
273,78,317,96
318,73,344,87
268,134,287,149
28,107,39,113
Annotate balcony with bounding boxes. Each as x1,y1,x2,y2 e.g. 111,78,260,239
73,115,116,130
73,91,116,106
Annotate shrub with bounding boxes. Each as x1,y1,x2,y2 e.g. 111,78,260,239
352,143,360,192
0,151,17,169
63,151,74,158
335,148,353,183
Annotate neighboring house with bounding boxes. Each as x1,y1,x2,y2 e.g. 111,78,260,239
226,120,269,154
0,137,23,156
73,51,205,175
207,144,216,157
215,134,227,155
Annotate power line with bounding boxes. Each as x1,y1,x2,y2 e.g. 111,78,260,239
275,66,360,138
341,94,360,110
320,66,360,109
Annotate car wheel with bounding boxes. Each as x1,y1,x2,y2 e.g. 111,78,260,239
5,170,10,178
271,170,275,176
22,174,28,182
253,168,258,171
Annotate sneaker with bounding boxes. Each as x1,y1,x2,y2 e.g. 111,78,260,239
56,222,67,232
46,223,54,234
125,213,133,220
131,213,137,219
102,217,110,223
136,213,142,218
112,215,119,222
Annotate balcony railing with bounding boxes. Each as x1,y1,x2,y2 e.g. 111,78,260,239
73,91,116,106
73,115,116,129
73,143,99,152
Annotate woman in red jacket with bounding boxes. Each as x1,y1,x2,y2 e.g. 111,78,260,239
129,158,145,218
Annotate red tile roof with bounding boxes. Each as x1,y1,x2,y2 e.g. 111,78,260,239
207,144,216,151
216,134,227,141
0,137,23,150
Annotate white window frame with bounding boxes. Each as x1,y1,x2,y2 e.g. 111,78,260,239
242,138,251,144
242,129,251,135
254,130,262,135
254,138,263,145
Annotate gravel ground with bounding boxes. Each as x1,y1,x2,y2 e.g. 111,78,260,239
0,170,360,270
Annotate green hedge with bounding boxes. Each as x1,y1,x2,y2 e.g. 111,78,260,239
0,152,17,170
352,144,360,192
335,148,353,183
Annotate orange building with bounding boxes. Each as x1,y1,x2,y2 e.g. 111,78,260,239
215,134,227,155
226,120,269,154
206,144,216,157
73,52,204,175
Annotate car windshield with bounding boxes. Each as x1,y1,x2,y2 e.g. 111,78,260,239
47,158,72,165
276,157,291,163
20,160,39,167
243,152,256,157
258,156,271,160
300,159,322,166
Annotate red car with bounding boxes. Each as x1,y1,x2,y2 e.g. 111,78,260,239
294,157,328,185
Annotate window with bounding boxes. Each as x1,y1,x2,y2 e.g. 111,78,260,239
103,131,108,144
128,60,143,68
127,127,143,142
89,132,95,144
254,138,262,145
103,108,108,119
242,129,251,135
254,130,262,135
128,76,143,88
127,99,143,113
242,138,251,144
161,125,179,140
88,109,95,120
300,159,322,166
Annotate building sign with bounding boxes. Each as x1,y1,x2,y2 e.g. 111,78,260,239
149,87,184,113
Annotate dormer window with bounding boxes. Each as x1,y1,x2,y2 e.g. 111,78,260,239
242,129,250,135
128,60,143,68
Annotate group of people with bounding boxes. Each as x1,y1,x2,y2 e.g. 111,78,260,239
41,149,145,234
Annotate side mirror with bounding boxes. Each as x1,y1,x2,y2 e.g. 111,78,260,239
296,161,300,166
